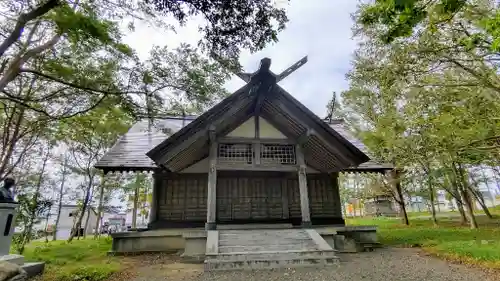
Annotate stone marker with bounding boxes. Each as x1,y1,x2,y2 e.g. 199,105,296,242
0,192,45,279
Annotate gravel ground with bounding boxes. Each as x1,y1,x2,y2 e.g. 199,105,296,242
121,248,499,281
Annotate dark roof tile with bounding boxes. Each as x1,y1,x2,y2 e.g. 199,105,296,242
96,116,392,172
329,121,392,171
95,117,194,171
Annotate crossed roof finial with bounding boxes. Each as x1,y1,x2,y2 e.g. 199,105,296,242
211,53,308,84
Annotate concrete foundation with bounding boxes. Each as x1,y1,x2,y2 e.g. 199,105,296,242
110,228,206,259
109,225,380,262
316,225,380,252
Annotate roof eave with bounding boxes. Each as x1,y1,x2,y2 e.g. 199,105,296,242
146,84,251,164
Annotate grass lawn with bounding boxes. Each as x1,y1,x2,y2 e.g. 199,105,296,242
404,204,500,218
347,209,500,269
16,237,121,281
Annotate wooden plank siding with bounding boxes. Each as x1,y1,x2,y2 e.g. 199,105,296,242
155,171,343,226
157,173,208,222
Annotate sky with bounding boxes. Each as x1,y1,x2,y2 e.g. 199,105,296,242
122,0,360,118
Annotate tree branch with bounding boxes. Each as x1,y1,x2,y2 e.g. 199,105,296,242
0,0,61,58
20,68,143,96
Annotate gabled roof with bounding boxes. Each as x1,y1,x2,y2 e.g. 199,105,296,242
94,116,196,172
145,58,372,173
96,58,393,173
328,120,393,172
95,116,391,173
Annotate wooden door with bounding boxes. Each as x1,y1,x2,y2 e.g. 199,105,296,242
216,172,289,222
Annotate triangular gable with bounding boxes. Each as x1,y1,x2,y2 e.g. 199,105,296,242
225,117,287,139
147,59,370,172
259,117,287,139
226,117,255,138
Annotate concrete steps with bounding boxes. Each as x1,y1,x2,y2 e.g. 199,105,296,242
218,244,317,253
204,229,339,271
209,249,337,261
204,255,338,271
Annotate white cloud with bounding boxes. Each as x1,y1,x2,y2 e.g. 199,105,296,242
123,0,359,118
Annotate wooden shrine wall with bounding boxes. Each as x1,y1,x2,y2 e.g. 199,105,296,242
155,172,342,224
156,173,208,222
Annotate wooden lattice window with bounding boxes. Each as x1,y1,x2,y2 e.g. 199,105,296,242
218,143,253,165
260,144,296,165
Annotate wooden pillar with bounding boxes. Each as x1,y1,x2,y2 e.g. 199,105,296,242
148,171,159,226
296,144,311,228
206,128,217,230
330,172,345,225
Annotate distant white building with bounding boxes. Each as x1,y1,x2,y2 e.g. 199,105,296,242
46,205,98,239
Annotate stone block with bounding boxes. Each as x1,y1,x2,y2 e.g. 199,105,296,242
0,255,24,266
0,261,27,281
320,235,335,249
21,262,45,278
205,231,218,255
183,236,207,258
0,203,19,256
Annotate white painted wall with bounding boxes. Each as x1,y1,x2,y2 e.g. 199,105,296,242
258,117,287,139
226,117,287,139
226,117,255,138
52,205,97,239
179,115,319,173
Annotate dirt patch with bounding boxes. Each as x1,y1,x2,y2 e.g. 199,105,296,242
108,248,500,281
107,254,203,281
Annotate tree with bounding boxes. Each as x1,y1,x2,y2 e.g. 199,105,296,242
52,152,71,240
0,73,54,179
122,173,152,229
357,0,494,47
94,172,124,238
338,43,411,224
343,1,500,229
148,0,288,60
2,0,277,182
12,142,53,254
59,101,131,242
357,1,500,99
0,0,288,117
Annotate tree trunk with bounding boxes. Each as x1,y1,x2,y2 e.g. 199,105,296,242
19,146,50,253
456,199,467,225
132,179,139,229
83,208,91,238
459,186,478,229
68,175,94,242
0,0,60,58
0,105,26,178
428,179,438,226
389,169,409,225
455,163,478,229
43,211,50,243
447,171,468,224
53,154,68,241
469,188,493,219
94,177,106,238
341,199,347,217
